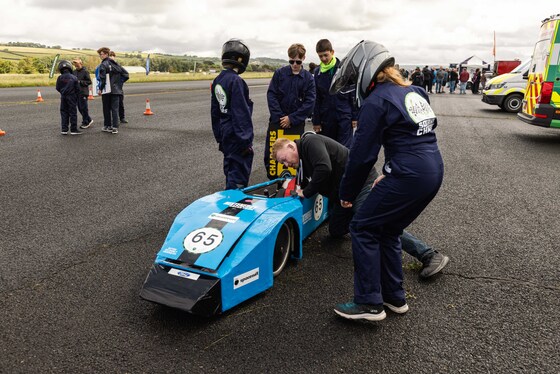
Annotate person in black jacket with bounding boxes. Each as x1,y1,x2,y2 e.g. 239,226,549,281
96,47,129,134
72,58,93,129
271,132,448,278
55,60,81,135
109,51,128,124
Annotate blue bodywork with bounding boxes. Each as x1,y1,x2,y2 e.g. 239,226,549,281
140,178,328,316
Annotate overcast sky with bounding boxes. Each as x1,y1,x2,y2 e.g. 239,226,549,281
1,0,558,66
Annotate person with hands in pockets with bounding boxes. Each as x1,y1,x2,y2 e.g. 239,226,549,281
331,40,445,322
211,39,254,190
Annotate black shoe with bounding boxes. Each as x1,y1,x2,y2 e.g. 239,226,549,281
120,119,128,124
383,299,409,314
61,130,69,135
334,301,386,321
420,251,450,278
112,127,119,134
102,126,112,132
80,119,93,129
70,130,83,135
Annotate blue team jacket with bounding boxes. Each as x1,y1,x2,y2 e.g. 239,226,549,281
56,72,80,97
312,58,354,127
211,69,254,153
267,65,315,126
340,83,440,201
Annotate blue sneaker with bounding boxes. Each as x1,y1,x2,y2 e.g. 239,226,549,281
334,301,386,321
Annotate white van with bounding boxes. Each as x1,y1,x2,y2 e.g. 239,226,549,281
481,59,530,112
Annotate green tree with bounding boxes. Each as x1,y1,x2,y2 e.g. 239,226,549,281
0,60,15,73
17,57,36,74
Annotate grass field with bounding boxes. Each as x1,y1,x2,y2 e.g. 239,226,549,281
0,71,273,88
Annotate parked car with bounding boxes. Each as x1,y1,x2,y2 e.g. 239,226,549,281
482,59,530,113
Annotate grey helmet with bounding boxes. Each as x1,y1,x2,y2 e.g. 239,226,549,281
58,60,73,73
221,39,250,74
329,40,395,107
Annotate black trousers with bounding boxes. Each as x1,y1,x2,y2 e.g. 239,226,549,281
102,94,120,128
77,94,91,124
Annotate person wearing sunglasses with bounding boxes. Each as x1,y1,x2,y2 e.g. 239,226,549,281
265,43,316,180
312,39,355,148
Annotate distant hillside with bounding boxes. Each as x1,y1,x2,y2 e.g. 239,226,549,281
0,43,285,74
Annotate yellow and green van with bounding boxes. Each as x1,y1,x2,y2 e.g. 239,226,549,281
518,14,560,128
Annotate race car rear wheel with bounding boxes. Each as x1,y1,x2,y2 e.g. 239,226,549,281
273,222,292,277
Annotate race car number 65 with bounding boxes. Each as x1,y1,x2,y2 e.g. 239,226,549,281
183,227,224,254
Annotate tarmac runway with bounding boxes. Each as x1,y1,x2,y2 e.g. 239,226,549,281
0,81,559,373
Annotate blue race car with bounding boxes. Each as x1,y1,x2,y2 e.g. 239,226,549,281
140,178,328,316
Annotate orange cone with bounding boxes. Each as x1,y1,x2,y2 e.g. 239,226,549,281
36,89,44,102
0,129,5,136
143,99,154,115
88,87,94,100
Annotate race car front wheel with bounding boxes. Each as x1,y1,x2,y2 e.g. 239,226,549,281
273,221,292,277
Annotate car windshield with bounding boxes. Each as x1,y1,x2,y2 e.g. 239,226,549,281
510,59,531,74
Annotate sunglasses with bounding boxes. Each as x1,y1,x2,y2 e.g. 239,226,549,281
289,60,303,65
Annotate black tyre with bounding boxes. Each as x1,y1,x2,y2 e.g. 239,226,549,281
273,222,292,277
502,93,523,113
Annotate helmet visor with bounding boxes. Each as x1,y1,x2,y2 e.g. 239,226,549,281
329,42,365,95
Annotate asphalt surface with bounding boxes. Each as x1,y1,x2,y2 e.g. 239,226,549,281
1,81,559,373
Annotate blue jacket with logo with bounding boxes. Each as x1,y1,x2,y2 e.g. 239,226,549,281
312,58,354,129
211,69,254,153
267,65,315,126
340,83,440,201
56,71,80,97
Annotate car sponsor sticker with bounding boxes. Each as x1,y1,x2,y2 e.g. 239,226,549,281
209,213,239,224
183,227,223,254
168,268,200,280
233,268,259,290
224,201,255,210
162,247,179,256
303,209,312,224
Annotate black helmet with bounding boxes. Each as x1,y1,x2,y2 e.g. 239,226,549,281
58,60,73,73
221,39,250,74
329,40,395,107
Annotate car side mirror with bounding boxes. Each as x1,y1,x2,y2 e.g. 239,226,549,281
522,71,528,80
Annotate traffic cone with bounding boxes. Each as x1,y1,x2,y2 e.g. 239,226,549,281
0,129,5,136
143,99,154,115
88,87,94,100
36,89,44,102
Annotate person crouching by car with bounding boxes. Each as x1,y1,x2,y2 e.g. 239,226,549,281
330,40,445,322
211,39,254,190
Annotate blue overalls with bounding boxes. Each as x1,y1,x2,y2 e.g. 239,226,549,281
55,72,80,132
339,83,444,305
211,69,254,190
265,65,315,179
313,58,354,147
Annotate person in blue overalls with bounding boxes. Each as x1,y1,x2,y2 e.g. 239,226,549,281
211,39,254,190
55,60,81,135
265,43,315,179
331,41,445,322
312,39,354,147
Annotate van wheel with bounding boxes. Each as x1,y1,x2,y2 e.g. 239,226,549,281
503,94,523,113
272,222,292,277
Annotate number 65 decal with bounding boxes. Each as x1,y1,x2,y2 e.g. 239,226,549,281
183,227,224,254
